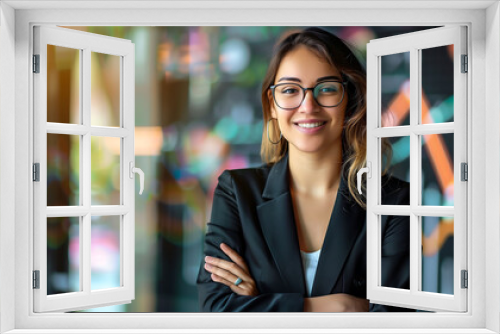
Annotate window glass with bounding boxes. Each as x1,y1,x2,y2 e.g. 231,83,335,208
380,215,410,290
381,136,410,205
91,216,121,291
91,52,121,127
421,216,454,294
421,134,454,206
47,134,80,206
47,45,80,124
421,45,454,124
47,217,80,295
381,52,410,127
91,136,121,205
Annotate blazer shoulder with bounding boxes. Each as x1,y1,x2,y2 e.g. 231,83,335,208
218,164,271,189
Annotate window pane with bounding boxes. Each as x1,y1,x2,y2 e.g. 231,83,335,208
91,52,121,127
380,215,410,290
47,44,80,124
91,136,121,205
421,45,454,124
381,136,410,205
421,134,454,206
47,134,80,206
91,216,121,291
381,52,410,127
47,217,80,295
421,216,454,295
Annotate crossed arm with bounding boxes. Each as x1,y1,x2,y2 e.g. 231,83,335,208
203,242,369,312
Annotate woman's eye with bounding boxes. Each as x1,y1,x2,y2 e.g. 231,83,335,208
281,87,299,94
319,85,339,93
318,85,340,94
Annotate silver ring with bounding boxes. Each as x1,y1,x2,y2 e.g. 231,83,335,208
234,277,243,286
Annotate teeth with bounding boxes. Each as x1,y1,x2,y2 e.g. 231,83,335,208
297,122,325,128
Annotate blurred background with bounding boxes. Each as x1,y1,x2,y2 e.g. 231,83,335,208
45,26,454,312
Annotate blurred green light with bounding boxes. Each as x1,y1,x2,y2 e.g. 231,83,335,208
214,117,239,142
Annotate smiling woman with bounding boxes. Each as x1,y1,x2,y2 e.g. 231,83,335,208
196,27,412,312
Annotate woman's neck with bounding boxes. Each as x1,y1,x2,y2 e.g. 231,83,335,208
288,145,343,197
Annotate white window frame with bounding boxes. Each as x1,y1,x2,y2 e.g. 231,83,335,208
33,25,136,313
1,1,499,333
366,26,468,312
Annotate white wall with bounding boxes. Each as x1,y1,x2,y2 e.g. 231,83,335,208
0,2,16,333
485,2,500,333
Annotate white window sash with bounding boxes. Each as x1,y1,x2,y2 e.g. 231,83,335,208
32,25,136,313
366,26,468,312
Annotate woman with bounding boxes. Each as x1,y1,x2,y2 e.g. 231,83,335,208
196,27,410,312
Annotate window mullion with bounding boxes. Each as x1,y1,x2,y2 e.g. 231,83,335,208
82,47,92,295
409,47,420,295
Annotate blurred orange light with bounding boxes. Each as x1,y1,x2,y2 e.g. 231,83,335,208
135,126,164,156
103,127,164,156
422,219,454,257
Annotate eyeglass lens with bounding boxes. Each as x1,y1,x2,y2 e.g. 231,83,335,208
274,81,344,109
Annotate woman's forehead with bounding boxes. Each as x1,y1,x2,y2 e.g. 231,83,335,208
276,46,341,81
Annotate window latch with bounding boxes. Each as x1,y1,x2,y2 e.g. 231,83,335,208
356,161,371,195
129,161,144,195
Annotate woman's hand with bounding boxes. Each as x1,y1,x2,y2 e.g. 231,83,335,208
303,293,369,312
204,243,259,297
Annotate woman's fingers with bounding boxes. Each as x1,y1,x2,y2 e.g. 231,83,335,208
204,244,260,296
204,256,251,282
220,243,249,271
210,273,250,295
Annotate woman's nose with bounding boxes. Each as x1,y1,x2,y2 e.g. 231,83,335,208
299,89,319,113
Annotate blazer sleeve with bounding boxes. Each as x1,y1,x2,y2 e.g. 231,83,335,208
197,170,305,312
370,179,413,312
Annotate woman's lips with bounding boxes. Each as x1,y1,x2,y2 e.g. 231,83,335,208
293,120,327,133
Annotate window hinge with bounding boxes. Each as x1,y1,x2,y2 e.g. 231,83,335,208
33,270,40,289
33,163,40,182
461,54,468,73
461,270,468,289
461,162,468,181
33,54,40,73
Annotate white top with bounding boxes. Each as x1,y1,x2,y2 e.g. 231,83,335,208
300,248,322,297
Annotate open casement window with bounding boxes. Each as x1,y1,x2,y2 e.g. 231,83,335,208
365,26,467,312
33,26,141,312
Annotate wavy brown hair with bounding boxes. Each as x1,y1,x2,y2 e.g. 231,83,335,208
260,27,391,208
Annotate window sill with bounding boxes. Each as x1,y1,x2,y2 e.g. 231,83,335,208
4,329,498,334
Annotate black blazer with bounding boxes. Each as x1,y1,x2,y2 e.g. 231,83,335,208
197,155,410,312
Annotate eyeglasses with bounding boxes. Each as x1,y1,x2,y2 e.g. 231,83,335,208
270,81,348,110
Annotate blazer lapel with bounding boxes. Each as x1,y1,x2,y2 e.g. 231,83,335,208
310,177,366,296
256,156,306,295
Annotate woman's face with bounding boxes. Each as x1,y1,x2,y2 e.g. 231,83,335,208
269,46,347,156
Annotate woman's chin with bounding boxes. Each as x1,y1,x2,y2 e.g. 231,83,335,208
289,142,335,156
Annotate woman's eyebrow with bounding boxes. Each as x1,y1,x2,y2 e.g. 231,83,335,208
277,77,301,83
277,75,342,83
316,75,342,82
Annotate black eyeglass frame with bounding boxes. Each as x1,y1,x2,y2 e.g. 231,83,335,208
269,80,348,110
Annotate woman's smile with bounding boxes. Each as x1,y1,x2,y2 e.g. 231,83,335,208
293,119,328,133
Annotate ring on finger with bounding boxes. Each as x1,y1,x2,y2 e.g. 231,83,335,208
234,277,243,286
